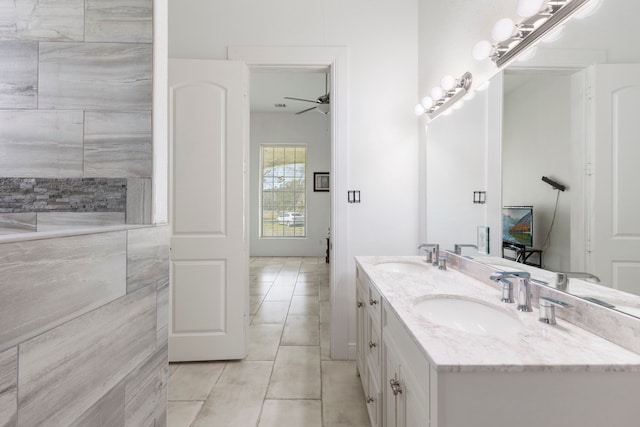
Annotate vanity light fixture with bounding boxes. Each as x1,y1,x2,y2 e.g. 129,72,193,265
473,0,594,68
414,71,473,120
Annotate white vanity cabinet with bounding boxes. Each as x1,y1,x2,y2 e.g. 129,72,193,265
357,266,430,427
383,303,430,427
356,267,383,426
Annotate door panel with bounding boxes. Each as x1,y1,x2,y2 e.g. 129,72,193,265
590,64,640,296
168,59,248,361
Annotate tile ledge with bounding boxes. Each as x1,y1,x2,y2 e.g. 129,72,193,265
0,223,167,245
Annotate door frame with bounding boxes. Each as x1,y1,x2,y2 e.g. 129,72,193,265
228,46,351,359
490,48,606,271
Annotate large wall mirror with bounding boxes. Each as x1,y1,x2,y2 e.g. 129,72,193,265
427,0,640,318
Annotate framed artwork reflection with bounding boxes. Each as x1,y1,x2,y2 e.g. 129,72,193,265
314,172,330,192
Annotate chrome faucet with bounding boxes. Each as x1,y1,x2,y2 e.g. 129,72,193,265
417,243,439,266
490,271,532,312
453,243,478,255
555,272,600,291
538,296,572,325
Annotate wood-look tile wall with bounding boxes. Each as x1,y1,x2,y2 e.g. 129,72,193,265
0,0,153,212
0,225,169,426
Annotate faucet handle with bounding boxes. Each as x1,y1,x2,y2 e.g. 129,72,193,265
539,296,572,325
498,278,514,303
438,257,447,271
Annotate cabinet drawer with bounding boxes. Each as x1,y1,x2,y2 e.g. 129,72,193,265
367,282,382,323
365,358,382,427
367,316,381,371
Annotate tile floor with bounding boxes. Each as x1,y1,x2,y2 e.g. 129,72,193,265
168,257,370,427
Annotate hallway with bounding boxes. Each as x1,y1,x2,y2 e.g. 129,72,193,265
167,257,370,426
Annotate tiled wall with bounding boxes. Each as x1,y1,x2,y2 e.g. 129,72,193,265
0,226,169,426
0,0,153,231
0,1,167,425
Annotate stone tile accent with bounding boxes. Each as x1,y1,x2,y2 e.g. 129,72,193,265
39,42,152,110
0,41,37,108
84,111,153,178
0,110,83,178
0,178,127,213
0,231,126,352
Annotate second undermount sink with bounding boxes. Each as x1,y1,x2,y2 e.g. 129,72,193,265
375,261,429,274
413,296,524,337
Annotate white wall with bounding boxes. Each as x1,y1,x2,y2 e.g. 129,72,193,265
250,112,331,257
503,73,573,272
425,89,490,255
169,0,419,358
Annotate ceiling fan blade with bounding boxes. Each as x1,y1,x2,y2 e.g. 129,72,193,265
284,96,319,103
295,106,317,115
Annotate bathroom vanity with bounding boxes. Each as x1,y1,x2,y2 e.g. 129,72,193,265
355,255,640,427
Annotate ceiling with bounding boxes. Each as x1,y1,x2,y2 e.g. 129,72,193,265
250,71,329,114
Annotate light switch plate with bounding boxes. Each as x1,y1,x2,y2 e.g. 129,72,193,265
477,226,490,254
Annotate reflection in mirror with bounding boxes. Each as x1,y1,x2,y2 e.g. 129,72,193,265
426,0,640,319
500,0,640,316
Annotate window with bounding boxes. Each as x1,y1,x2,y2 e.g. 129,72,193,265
261,145,306,237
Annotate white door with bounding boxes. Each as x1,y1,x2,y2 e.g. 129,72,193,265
588,64,640,295
168,59,249,361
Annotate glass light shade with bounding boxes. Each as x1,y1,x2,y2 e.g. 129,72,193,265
492,18,516,42
317,103,330,114
516,0,545,18
472,40,493,61
414,104,426,116
421,96,434,109
440,75,456,91
430,86,444,101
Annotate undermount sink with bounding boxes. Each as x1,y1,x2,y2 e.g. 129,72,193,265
376,261,429,274
413,296,524,336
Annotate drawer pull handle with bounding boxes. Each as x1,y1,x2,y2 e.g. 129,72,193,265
390,379,403,396
369,298,378,306
368,341,377,349
366,396,375,403
357,301,364,308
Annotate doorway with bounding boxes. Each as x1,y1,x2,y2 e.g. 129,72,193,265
228,46,352,360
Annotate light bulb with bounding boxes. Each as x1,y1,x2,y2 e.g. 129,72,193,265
452,100,465,110
421,96,434,109
574,0,602,19
472,40,493,61
440,75,456,91
441,108,453,116
414,104,426,116
516,0,545,18
430,86,444,101
492,18,516,42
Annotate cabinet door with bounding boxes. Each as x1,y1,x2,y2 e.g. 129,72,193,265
356,284,367,387
384,339,403,427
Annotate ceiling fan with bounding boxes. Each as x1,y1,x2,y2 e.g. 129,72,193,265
284,74,330,115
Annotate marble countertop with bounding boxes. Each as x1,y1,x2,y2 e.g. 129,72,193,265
356,256,640,373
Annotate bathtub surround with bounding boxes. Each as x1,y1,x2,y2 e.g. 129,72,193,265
0,226,169,425
0,0,167,424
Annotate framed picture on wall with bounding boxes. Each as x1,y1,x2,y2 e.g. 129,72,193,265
314,172,330,192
